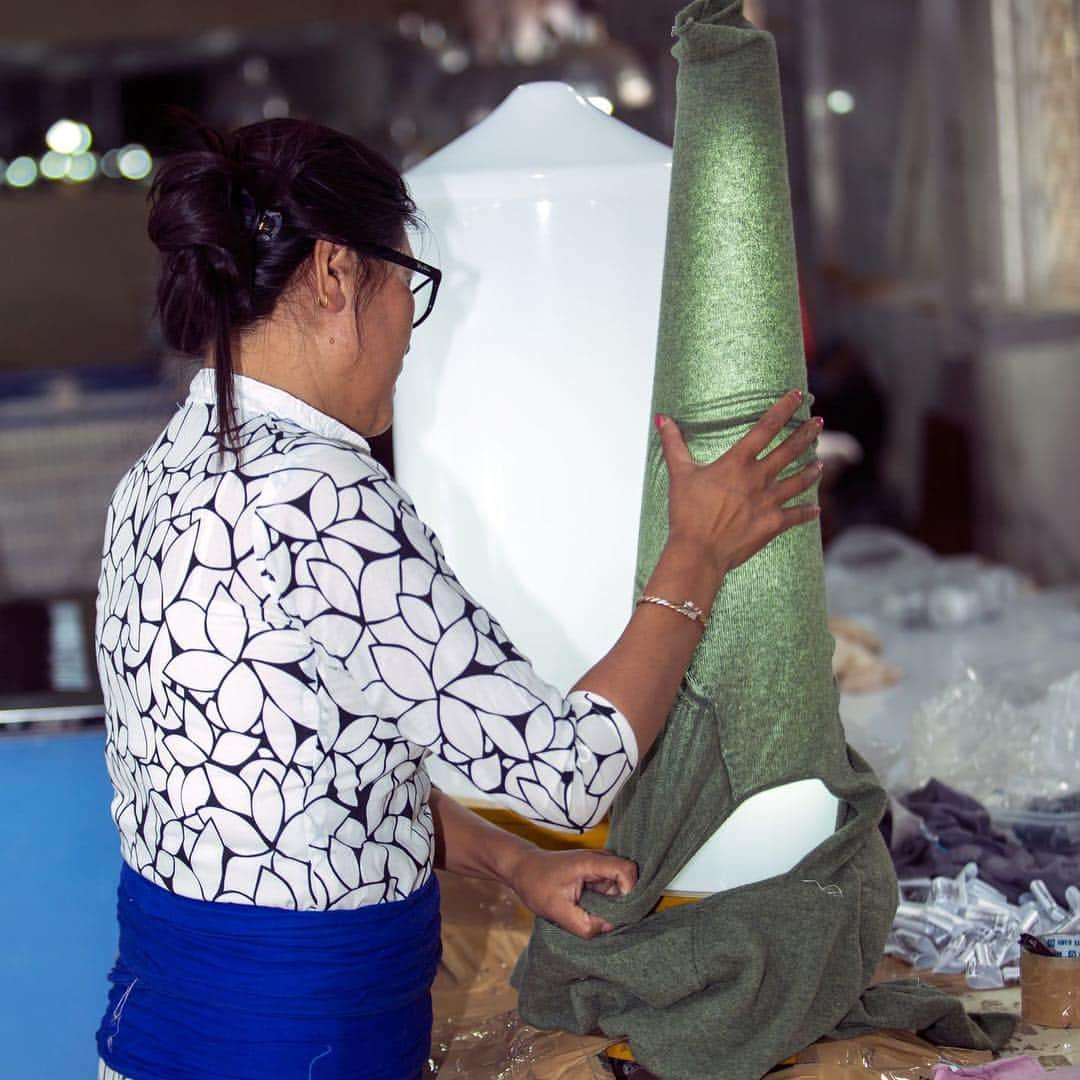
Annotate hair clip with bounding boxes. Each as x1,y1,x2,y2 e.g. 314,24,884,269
253,209,283,242
238,187,283,242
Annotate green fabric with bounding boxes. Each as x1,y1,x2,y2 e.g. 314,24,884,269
512,4,1013,1077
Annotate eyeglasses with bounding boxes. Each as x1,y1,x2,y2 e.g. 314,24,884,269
355,242,442,328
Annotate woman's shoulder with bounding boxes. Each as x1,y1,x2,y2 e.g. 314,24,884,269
241,418,381,484
246,419,421,528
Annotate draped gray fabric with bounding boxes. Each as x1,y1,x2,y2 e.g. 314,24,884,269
512,4,1013,1076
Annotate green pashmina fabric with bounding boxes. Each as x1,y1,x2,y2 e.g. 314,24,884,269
512,4,1011,1077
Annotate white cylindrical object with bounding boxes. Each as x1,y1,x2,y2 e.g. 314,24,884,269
395,81,837,892
396,83,670,800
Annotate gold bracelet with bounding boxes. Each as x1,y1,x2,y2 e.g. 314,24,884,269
636,594,707,626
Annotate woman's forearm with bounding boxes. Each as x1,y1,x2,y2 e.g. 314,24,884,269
428,786,638,938
571,539,722,759
428,785,534,884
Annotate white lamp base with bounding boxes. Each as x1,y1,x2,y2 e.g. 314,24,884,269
664,779,840,896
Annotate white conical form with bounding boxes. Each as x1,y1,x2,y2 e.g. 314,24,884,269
395,82,836,894
396,82,671,800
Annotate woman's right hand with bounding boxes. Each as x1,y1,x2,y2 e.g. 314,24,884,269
657,390,823,590
570,391,824,758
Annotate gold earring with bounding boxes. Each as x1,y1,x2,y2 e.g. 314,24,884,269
318,295,329,308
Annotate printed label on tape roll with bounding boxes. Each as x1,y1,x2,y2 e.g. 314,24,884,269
1045,934,1080,959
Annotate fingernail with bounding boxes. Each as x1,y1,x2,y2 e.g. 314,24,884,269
654,413,666,431
815,460,825,472
792,389,803,401
814,416,825,429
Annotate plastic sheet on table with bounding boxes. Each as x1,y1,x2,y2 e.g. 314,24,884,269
432,1009,614,1079
428,871,619,1078
767,1028,993,1078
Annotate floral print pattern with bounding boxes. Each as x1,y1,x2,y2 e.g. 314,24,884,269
95,371,637,910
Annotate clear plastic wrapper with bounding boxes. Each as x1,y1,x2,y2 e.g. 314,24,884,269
826,528,1025,629
826,527,1080,809
432,1010,613,1079
904,670,1080,811
933,1060,1080,1078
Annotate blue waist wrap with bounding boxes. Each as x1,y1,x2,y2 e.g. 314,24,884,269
96,862,442,1080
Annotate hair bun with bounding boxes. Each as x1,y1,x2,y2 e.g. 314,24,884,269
149,150,249,257
149,149,256,355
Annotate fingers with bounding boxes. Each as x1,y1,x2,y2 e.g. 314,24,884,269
761,416,823,479
542,851,635,938
586,914,616,937
656,414,693,474
777,502,822,532
574,905,615,938
734,390,804,460
580,851,638,896
592,879,624,897
544,894,614,939
773,458,824,504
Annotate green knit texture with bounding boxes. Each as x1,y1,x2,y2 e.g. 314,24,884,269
618,0,843,919
512,5,1010,1077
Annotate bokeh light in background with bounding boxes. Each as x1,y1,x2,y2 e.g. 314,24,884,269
826,88,855,115
117,145,152,180
5,156,38,188
45,118,91,155
100,149,122,178
0,3,673,200
67,152,98,181
39,150,69,179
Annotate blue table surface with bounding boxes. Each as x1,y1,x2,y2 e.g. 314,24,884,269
0,729,118,1079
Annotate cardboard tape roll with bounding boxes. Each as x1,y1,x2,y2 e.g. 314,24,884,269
1020,948,1080,1028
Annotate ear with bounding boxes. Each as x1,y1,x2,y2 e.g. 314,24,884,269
311,239,356,313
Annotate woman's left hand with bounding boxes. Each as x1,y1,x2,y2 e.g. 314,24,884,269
505,847,637,938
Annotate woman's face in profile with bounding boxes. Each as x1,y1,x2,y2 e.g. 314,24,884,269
341,239,416,438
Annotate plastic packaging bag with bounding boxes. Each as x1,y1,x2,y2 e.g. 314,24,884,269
906,670,1080,810
825,528,1024,629
826,527,1080,807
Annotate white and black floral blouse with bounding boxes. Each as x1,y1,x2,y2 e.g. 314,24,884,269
95,370,637,911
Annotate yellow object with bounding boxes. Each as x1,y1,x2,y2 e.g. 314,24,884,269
469,804,611,851
653,893,699,912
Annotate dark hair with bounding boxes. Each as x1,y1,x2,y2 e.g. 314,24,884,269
148,118,419,450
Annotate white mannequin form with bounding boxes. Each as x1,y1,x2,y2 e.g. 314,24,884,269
395,83,838,896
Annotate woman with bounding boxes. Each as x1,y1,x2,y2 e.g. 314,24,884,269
95,118,822,1080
